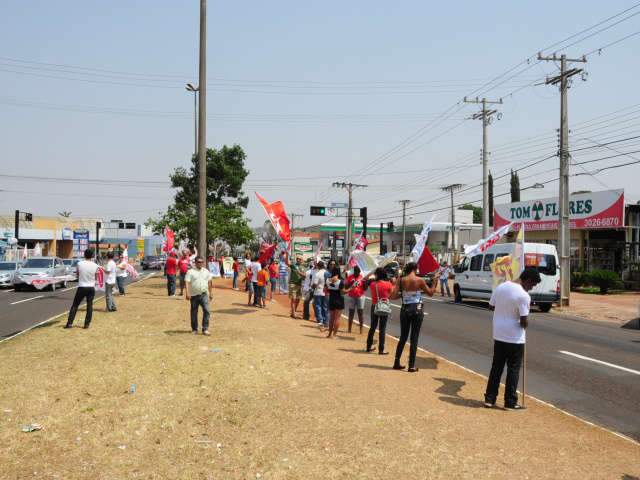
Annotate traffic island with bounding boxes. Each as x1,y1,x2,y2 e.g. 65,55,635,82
0,277,638,479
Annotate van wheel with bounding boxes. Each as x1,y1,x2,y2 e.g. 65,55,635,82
538,303,552,313
454,285,462,303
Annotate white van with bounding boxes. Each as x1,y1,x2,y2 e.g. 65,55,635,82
453,242,560,312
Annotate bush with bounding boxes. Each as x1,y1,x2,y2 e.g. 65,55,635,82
571,271,589,290
588,269,621,294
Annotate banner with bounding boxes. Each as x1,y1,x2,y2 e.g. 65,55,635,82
17,274,76,290
222,257,234,277
258,242,276,265
494,189,624,231
208,261,221,278
348,250,378,276
417,246,439,275
512,223,525,280
411,216,435,263
491,255,515,290
464,223,512,258
163,227,175,253
255,192,291,244
352,232,369,252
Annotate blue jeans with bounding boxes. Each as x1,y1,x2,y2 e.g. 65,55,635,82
322,296,329,324
313,295,327,326
279,274,288,293
116,276,126,295
167,274,176,296
232,271,238,289
439,278,451,297
190,293,210,332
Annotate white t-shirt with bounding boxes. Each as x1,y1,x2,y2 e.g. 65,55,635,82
313,269,327,296
439,267,451,281
251,261,262,282
77,260,99,288
116,261,128,277
303,268,316,293
489,281,531,344
105,259,117,285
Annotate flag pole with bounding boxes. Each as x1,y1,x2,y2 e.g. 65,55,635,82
522,342,527,408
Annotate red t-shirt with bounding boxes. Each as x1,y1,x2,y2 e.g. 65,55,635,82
369,280,392,304
178,258,190,274
165,257,178,276
232,261,239,272
345,274,365,298
268,263,278,278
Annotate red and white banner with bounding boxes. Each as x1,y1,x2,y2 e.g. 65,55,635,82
17,274,76,290
417,246,439,275
255,192,291,244
162,227,175,252
494,189,624,231
464,223,512,258
258,242,276,265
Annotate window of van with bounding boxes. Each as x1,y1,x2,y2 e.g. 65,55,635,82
483,254,494,271
525,253,557,276
470,255,483,271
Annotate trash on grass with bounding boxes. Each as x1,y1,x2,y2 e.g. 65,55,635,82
128,384,137,394
22,423,43,433
210,347,223,353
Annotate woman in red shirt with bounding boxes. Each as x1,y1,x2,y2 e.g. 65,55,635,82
366,267,394,354
268,259,278,300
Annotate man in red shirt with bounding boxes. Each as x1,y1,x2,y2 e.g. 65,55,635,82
165,251,178,296
232,257,240,290
178,251,191,296
345,265,366,334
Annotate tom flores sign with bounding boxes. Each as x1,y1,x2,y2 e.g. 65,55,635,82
494,189,624,231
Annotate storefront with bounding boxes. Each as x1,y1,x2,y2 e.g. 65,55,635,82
494,190,639,281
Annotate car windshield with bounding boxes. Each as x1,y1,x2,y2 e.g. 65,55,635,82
524,253,557,276
0,262,17,270
23,259,54,268
62,259,74,265
146,256,159,261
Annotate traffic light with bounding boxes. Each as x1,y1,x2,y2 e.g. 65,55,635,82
25,213,33,222
359,207,367,219
310,206,326,216
387,222,394,232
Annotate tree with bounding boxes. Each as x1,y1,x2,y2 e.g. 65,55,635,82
58,211,72,218
148,145,255,249
488,171,494,226
510,169,520,202
460,203,482,224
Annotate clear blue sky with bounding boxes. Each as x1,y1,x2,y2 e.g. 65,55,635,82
1,1,639,229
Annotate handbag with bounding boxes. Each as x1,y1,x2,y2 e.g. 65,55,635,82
374,282,392,316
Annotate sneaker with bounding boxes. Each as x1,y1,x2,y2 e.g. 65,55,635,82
407,367,419,373
64,324,73,329
192,330,198,335
505,404,526,411
202,330,211,336
483,401,495,409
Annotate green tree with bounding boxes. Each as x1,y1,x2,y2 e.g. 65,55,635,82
148,145,254,249
460,203,482,224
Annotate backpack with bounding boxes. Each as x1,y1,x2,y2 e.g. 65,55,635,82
373,281,392,316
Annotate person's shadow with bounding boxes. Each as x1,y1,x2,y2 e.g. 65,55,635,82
434,377,485,408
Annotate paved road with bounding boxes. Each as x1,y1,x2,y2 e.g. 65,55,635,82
351,294,640,442
0,271,156,341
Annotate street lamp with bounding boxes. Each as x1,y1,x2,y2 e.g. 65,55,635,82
185,83,199,155
523,182,545,191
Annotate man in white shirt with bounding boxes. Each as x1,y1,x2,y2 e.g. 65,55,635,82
438,262,452,297
116,256,128,295
302,261,316,321
311,261,327,327
104,251,117,312
65,248,100,329
185,256,214,335
484,269,541,410
251,256,262,307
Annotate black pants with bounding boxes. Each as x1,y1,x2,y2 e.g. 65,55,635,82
167,274,176,296
485,340,524,407
367,305,388,352
252,282,259,305
394,304,424,368
67,287,96,327
190,293,211,332
303,292,312,320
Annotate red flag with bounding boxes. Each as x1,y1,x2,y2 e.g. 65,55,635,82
163,227,175,253
258,242,276,265
417,246,439,275
255,192,291,244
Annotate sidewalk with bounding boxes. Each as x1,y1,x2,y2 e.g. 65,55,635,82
555,290,640,326
1,277,638,479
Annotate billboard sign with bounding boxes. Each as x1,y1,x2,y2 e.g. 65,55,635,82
494,189,624,231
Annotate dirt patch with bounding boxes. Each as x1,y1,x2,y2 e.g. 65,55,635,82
1,277,638,479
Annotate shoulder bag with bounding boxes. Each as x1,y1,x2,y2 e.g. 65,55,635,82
374,281,392,316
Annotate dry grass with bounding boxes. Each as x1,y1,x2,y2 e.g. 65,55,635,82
0,277,638,480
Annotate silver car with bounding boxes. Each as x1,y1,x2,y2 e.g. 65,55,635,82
62,258,81,282
13,256,69,291
0,261,21,288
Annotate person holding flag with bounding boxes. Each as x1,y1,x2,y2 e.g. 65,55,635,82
65,248,100,330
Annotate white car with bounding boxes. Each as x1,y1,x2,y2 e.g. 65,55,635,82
453,242,560,312
62,258,81,282
13,257,69,291
0,261,21,288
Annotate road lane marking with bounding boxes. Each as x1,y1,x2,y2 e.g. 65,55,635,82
1,289,15,293
559,350,640,376
10,295,44,305
62,286,77,292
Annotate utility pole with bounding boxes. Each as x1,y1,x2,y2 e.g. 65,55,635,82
464,96,502,238
399,200,410,262
14,210,19,243
538,52,587,307
289,213,303,257
332,182,367,261
379,222,384,255
197,0,208,259
96,222,101,260
441,184,463,259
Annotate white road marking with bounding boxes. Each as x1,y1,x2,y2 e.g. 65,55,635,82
559,350,640,376
1,289,14,293
62,286,78,292
10,295,44,305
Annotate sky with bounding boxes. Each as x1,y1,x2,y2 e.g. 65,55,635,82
1,0,640,230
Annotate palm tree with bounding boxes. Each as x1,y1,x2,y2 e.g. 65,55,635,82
58,211,72,218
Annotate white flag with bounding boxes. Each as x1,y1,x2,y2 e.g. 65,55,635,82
411,216,435,263
464,223,512,258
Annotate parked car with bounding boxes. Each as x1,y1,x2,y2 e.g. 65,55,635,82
453,242,560,312
141,255,165,270
0,261,21,288
62,258,81,282
13,256,69,291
